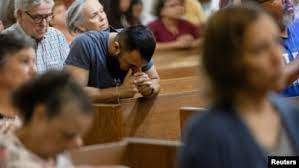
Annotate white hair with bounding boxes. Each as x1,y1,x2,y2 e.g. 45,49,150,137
14,0,54,17
66,0,86,35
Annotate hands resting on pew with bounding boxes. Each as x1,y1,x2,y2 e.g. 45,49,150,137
119,69,156,98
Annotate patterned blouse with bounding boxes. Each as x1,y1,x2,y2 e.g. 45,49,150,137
0,133,56,168
0,116,21,134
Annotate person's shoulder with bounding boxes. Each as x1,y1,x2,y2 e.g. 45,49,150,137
270,94,299,125
74,30,109,44
47,27,65,37
179,19,197,28
2,23,20,34
288,19,299,33
0,133,19,149
148,19,163,28
184,107,235,139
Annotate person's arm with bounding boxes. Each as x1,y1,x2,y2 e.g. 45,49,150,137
65,65,137,103
156,35,197,51
279,59,299,90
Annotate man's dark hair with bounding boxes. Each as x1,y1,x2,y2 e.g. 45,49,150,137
0,33,34,66
117,25,156,62
12,70,94,124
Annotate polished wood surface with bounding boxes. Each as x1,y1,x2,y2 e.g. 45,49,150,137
154,49,201,70
84,104,123,145
70,138,180,168
158,65,200,79
84,91,207,145
159,76,201,94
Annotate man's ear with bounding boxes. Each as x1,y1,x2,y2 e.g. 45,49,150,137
32,104,47,123
114,41,120,55
16,10,22,20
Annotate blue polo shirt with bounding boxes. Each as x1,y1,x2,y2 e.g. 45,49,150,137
282,20,299,96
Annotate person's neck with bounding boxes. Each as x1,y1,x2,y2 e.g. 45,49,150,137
16,127,48,159
281,28,288,38
234,89,271,115
53,24,67,32
161,17,179,28
107,32,118,57
0,87,16,117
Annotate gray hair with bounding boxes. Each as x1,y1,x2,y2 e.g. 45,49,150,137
14,0,54,17
66,0,86,35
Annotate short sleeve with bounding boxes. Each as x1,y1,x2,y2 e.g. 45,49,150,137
142,59,154,72
64,34,91,70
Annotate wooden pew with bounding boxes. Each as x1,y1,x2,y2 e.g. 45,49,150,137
157,65,200,80
159,76,201,94
84,91,208,145
70,138,181,168
154,49,200,70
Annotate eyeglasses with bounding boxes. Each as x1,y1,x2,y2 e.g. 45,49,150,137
25,11,53,24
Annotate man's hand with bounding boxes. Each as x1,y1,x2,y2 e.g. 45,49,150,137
175,35,194,49
119,69,138,98
133,72,154,97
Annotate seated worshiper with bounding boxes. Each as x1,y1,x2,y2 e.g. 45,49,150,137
3,0,69,74
182,0,206,27
65,25,160,103
0,71,94,167
0,21,4,32
180,5,299,168
50,0,74,44
0,0,16,29
123,0,143,27
148,0,202,50
66,0,109,36
246,0,299,96
0,33,36,133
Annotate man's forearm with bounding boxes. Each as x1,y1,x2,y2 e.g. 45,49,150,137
85,87,119,103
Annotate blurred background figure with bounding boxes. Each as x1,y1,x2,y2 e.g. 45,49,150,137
182,0,206,27
248,0,299,97
0,71,94,167
104,0,131,28
180,5,299,168
0,33,36,133
123,0,143,27
0,0,16,29
63,0,75,7
67,0,109,36
200,0,220,16
0,21,4,32
148,0,202,50
51,0,74,44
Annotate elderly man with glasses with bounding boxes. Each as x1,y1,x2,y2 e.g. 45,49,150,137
3,0,69,74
